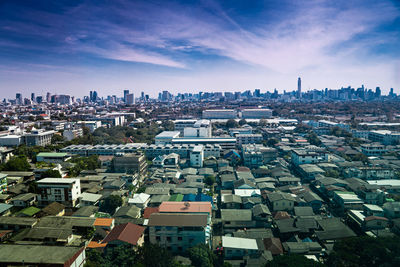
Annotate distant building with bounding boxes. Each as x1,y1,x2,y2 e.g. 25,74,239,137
63,128,83,141
190,145,204,168
23,129,55,146
297,77,301,98
112,152,148,176
241,109,272,119
236,134,263,146
126,93,135,105
202,109,237,119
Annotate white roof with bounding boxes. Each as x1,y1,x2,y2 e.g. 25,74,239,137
234,189,261,197
80,192,102,202
368,180,400,187
128,193,150,204
38,178,79,184
222,236,258,250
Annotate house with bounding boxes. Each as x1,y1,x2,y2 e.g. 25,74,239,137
234,189,261,198
36,152,71,163
0,217,37,230
0,245,86,267
267,192,296,211
41,202,66,216
0,203,13,216
220,174,237,190
222,236,259,259
114,206,141,219
17,206,41,217
73,205,99,217
263,237,283,255
333,191,364,210
16,227,73,245
128,193,151,209
80,192,102,206
37,178,81,207
348,209,389,231
298,191,324,212
221,209,255,233
383,202,400,219
252,204,271,221
148,213,211,252
9,193,36,207
103,222,145,248
315,218,356,242
222,194,242,209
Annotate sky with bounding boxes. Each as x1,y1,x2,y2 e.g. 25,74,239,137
0,0,400,98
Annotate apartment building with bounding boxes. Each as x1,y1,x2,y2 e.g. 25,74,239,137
37,178,81,207
202,109,237,119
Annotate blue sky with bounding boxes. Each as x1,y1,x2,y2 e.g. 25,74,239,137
0,0,399,98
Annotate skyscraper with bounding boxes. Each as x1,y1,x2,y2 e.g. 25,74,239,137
46,92,51,103
297,77,302,99
124,90,130,102
16,93,22,105
31,93,35,102
126,93,135,105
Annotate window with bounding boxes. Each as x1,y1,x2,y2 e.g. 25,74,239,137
156,236,160,241
167,237,171,241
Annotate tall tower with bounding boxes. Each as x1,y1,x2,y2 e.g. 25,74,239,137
297,77,302,99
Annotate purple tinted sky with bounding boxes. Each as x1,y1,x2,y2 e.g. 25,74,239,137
0,0,399,98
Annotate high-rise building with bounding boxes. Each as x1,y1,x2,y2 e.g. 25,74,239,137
124,90,130,102
92,91,98,102
46,92,51,103
375,87,381,98
141,91,145,100
16,93,22,105
297,77,302,99
31,93,35,102
36,96,43,103
126,93,135,105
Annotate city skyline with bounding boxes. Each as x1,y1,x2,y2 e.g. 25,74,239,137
1,0,400,98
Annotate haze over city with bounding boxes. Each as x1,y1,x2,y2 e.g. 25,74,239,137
1,0,400,98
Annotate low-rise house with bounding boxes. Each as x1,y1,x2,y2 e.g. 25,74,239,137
41,202,66,216
37,178,81,207
333,191,364,210
348,209,389,231
128,193,151,209
267,191,296,211
17,206,41,217
114,206,141,219
221,209,255,233
80,192,102,206
10,193,36,207
0,244,86,267
282,241,322,255
252,204,271,221
314,218,356,242
73,205,99,217
103,222,145,248
148,213,211,253
0,203,13,216
36,152,71,163
383,202,400,219
220,174,237,190
222,236,259,259
222,194,242,209
234,189,261,198
0,217,37,230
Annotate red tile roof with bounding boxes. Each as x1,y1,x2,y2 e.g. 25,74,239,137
159,201,211,214
94,218,114,227
143,207,159,219
102,223,144,246
88,241,107,248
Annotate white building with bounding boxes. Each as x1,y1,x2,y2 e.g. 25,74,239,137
241,108,272,119
23,129,55,146
155,131,181,145
128,193,151,209
190,145,204,168
0,135,22,146
63,128,83,141
202,109,237,119
291,149,328,166
236,134,263,146
183,120,212,138
37,178,81,207
174,119,197,134
368,130,400,145
222,236,258,259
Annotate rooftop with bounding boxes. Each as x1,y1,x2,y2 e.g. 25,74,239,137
222,236,258,250
159,201,212,214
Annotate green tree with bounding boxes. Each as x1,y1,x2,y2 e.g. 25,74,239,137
0,156,31,171
51,134,65,144
134,243,174,267
306,132,322,146
188,244,217,267
267,138,279,147
238,119,247,126
99,195,123,214
226,119,238,129
204,175,216,186
267,254,325,267
41,169,62,178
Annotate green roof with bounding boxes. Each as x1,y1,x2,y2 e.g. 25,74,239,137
37,152,69,158
169,194,184,202
18,206,41,217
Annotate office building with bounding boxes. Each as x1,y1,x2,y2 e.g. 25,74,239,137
297,77,301,99
241,109,272,119
126,93,135,105
202,109,237,119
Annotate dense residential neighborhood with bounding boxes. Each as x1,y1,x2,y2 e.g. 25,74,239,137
1,92,400,266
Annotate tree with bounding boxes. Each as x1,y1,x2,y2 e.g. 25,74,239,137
41,169,62,178
325,169,339,178
238,119,247,126
267,138,279,147
188,244,217,267
267,254,325,267
306,132,322,146
0,156,31,171
226,119,238,129
204,175,216,186
134,243,174,267
51,134,65,144
99,195,123,214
